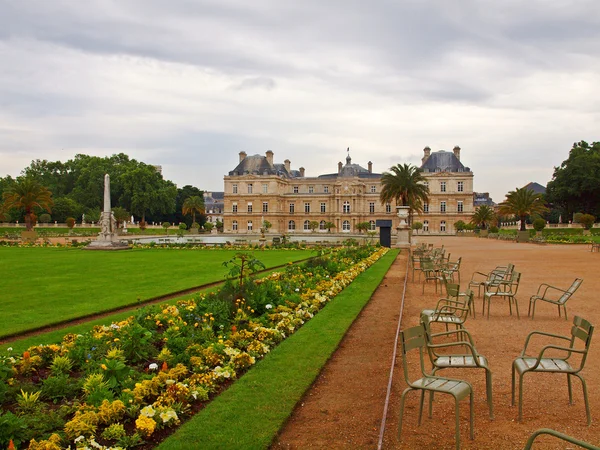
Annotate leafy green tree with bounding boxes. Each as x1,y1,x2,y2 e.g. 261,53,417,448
324,222,336,233
162,222,171,234
546,141,600,219
380,163,429,224
411,221,423,234
471,205,495,230
454,220,466,231
182,196,205,225
173,185,204,225
355,222,370,233
38,213,52,224
309,220,319,233
120,165,177,223
215,219,223,232
51,197,84,223
22,159,75,198
112,207,130,228
498,187,548,231
2,178,53,230
203,222,214,232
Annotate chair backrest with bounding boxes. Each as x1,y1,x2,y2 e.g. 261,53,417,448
569,316,594,370
399,325,428,386
510,271,521,294
559,278,583,304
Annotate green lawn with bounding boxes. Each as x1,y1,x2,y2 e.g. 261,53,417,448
0,247,314,338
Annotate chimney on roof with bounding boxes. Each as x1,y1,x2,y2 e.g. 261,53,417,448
338,161,343,173
266,150,274,165
368,161,372,173
422,146,431,165
284,159,291,173
453,145,461,161
239,151,247,163
299,167,305,177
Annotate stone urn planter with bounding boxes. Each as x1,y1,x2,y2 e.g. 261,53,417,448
479,230,489,238
517,230,530,243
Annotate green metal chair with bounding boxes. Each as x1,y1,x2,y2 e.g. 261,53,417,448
421,259,445,293
442,256,462,284
444,275,476,318
528,278,583,320
523,428,599,449
398,324,474,450
422,317,494,419
468,263,514,298
410,255,428,282
512,315,594,424
482,271,521,319
420,292,471,333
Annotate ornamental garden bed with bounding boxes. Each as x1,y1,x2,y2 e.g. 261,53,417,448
0,245,388,448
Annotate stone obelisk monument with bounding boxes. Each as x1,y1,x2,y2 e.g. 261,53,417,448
85,174,129,250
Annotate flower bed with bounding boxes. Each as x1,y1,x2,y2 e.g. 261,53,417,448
0,246,387,449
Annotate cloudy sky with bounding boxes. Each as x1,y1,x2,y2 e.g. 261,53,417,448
1,0,599,202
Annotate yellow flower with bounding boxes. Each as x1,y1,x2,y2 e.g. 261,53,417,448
101,364,107,370
135,415,156,437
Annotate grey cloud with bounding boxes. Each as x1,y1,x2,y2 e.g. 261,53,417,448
233,76,276,91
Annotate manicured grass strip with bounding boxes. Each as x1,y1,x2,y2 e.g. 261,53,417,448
0,248,313,337
158,249,399,450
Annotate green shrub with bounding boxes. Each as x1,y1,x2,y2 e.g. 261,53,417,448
541,228,583,236
38,214,52,224
580,214,595,230
65,217,76,229
178,223,188,230
532,218,546,232
573,212,583,224
488,225,499,233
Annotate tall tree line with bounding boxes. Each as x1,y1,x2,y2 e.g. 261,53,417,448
0,153,204,226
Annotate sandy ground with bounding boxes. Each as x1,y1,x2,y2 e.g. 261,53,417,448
273,236,600,449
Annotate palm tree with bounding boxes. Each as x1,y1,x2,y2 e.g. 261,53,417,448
182,196,205,225
2,178,53,230
380,163,429,224
498,187,549,231
471,205,495,230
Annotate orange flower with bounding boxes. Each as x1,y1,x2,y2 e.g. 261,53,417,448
23,351,30,359
8,439,15,450
231,325,237,332
161,361,168,371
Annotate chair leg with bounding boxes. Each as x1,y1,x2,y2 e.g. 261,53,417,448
511,363,516,406
486,368,494,420
429,391,434,418
398,388,411,438
454,397,461,450
508,297,513,316
576,374,592,426
469,390,474,440
563,305,568,321
518,373,524,421
514,296,520,319
568,373,573,404
558,304,562,318
418,390,425,425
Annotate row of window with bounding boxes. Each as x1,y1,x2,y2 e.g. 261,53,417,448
232,181,465,195
232,201,395,214
231,220,377,232
428,181,463,193
229,219,455,232
423,200,464,213
231,184,380,194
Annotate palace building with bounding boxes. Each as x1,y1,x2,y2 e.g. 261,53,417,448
222,147,474,235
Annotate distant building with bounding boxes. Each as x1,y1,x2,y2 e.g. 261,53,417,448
222,146,475,234
522,182,546,195
153,165,163,175
203,191,224,225
473,192,496,208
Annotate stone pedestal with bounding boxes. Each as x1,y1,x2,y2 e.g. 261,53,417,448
394,206,411,248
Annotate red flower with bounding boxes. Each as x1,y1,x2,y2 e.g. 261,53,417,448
161,361,168,372
231,325,237,332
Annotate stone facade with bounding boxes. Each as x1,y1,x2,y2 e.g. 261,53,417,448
222,147,474,235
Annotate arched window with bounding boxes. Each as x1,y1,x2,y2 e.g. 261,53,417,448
342,220,351,231
288,220,296,230
423,220,429,232
369,220,376,230
304,220,311,230
232,220,238,231
440,220,446,232
319,220,326,230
